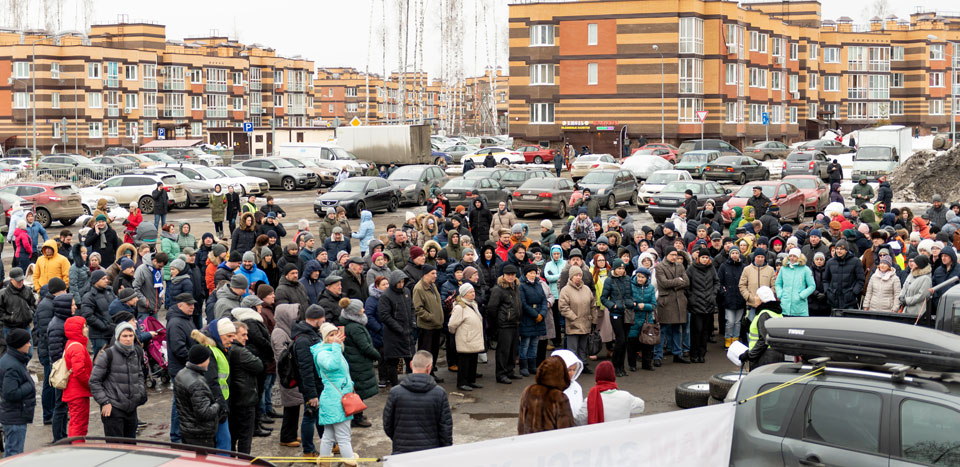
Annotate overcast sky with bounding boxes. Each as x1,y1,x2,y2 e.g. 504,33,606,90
9,0,958,79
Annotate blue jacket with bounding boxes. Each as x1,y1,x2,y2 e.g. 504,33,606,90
718,258,747,310
164,273,195,310
33,288,56,362
299,260,325,305
310,341,355,425
235,264,268,291
351,210,375,252
108,298,136,317
364,284,385,349
775,261,816,317
518,276,548,337
323,237,351,260
25,220,48,254
297,247,316,269
628,269,657,338
600,273,634,315
543,245,566,298
0,349,35,425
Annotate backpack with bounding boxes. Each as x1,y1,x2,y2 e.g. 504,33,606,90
443,290,458,316
277,337,301,389
49,341,82,389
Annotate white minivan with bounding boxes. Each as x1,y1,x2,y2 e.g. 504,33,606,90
276,143,368,176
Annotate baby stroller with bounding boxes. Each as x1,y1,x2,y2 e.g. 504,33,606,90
140,316,170,389
135,223,158,251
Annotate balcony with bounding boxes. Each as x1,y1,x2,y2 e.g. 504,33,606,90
143,78,157,90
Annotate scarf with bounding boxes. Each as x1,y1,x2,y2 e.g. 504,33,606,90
587,361,618,424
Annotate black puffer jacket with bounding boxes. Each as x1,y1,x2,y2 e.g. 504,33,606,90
33,288,56,361
382,373,453,454
232,308,274,372
89,343,147,413
379,270,416,360
46,294,75,362
686,261,719,314
227,343,263,407
173,362,220,441
717,258,747,310
84,225,121,267
0,349,35,425
165,307,196,378
291,321,324,401
318,289,343,325
275,276,310,321
823,252,865,309
488,278,521,328
81,285,116,340
230,214,258,255
0,281,35,329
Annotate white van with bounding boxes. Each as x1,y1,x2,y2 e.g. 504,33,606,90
275,143,368,175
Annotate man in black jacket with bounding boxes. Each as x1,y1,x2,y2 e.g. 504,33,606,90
85,215,121,267
33,277,65,425
379,270,416,387
341,257,368,302
292,304,326,456
489,264,522,384
746,186,771,218
319,275,344,325
0,268,36,350
166,293,196,444
382,350,452,454
876,176,893,211
81,269,115,360
233,299,274,435
174,345,220,448
228,322,266,453
152,182,169,229
46,293,74,441
226,185,241,235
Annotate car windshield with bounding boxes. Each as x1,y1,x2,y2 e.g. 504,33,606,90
271,158,295,168
787,178,817,189
662,181,704,194
331,179,368,192
713,156,740,165
580,171,616,183
443,179,477,189
678,141,698,152
193,167,222,178
647,172,680,184
119,155,141,163
501,171,530,182
736,185,775,197
680,153,708,163
856,147,895,161
282,158,306,168
388,166,425,181
520,179,557,189
634,149,657,155
787,152,812,161
160,175,179,185
217,168,246,177
53,185,77,196
330,148,357,160
464,169,497,179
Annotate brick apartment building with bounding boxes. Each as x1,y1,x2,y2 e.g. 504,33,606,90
508,0,960,154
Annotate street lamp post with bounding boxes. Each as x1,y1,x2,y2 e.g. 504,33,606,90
952,41,957,146
653,44,665,143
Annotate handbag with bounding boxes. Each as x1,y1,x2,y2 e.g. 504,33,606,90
586,328,603,356
639,322,660,346
319,368,367,417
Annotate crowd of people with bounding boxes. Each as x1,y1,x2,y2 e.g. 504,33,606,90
0,169,956,458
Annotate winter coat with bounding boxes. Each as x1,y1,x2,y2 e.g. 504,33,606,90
823,252,866,309
84,225,120,269
271,304,304,407
686,261,719,314
316,217,337,243
468,203,492,245
232,308,274,372
318,289,344,325
342,270,368,303
382,373,453,454
517,356,575,435
174,362,221,441
654,260,689,324
364,285,385,349
227,343,263,407
628,274,657,338
775,261,816,317
230,213,258,256
379,271,416,359
863,268,901,312
0,348,34,425
152,186,169,215
209,193,227,222
544,246,566,298
69,262,91,300
599,273,634,317
11,227,32,259
164,273,193,310
718,258,747,310
257,221,287,240
851,182,874,205
63,316,92,402
366,263,391,290
0,281,35,329
89,342,147,413
177,225,196,252
159,233,180,282
559,281,597,335
341,317,380,400
81,285,116,340
738,262,778,308
876,181,893,209
276,275,310,322
213,283,243,320
33,239,71,292
323,237,351,260
292,321,324,401
132,254,163,318
46,294,74,363
34,289,56,362
413,279,444,330
519,276,549,337
489,210,517,238
351,210,375,252
827,162,843,183
235,264,268,291
24,220,47,255
449,297,484,353
165,306,195,379
488,277,522,329
900,265,933,315
801,241,830,266
384,239,411,272
932,251,960,304
311,341,355,425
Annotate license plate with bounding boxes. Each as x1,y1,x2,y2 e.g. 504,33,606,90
448,193,461,199
660,199,678,206
523,194,537,200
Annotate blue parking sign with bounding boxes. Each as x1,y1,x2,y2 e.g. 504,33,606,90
158,128,166,139
762,112,769,125
243,122,253,133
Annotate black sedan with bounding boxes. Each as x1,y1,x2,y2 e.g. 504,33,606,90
440,177,511,209
647,180,732,223
314,177,400,218
702,156,770,184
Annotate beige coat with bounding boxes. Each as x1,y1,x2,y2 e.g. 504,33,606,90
489,210,517,238
863,268,901,312
449,298,485,353
559,280,598,335
738,263,777,308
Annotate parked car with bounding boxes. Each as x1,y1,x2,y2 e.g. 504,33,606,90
233,157,318,191
637,170,693,212
6,437,270,466
440,144,479,163
142,168,214,208
702,156,770,184
798,139,855,155
634,143,679,162
91,156,138,174
139,152,179,165
37,154,114,180
461,147,525,165
164,147,223,166
386,164,449,205
279,157,337,187
512,177,577,218
462,167,506,182
620,154,674,180
314,176,400,217
782,175,829,214
103,147,133,156
0,182,84,227
744,140,791,160
440,177,512,209
646,180,732,223
515,145,559,164
0,159,24,172
575,169,639,209
431,148,453,168
5,147,42,159
208,167,270,196
570,154,620,180
674,150,721,178
83,173,187,214
465,136,501,148
117,154,159,168
678,139,742,157
0,192,33,230
782,150,830,180
498,168,553,190
277,143,370,175
631,147,676,164
78,189,118,216
726,181,805,223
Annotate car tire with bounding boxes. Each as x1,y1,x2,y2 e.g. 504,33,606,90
737,173,746,185
514,210,525,218
638,206,646,213
605,195,615,210
709,372,744,401
652,215,666,223
434,157,447,169
557,201,566,218
60,217,77,226
82,205,91,216
35,208,52,228
388,197,399,212
675,381,712,409
500,158,510,165
763,170,770,181
281,176,296,192
139,196,155,214
175,197,189,209
354,201,365,218
763,154,771,161
240,186,247,197
416,191,426,206
533,156,543,164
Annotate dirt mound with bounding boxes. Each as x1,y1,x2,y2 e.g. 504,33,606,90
889,146,960,202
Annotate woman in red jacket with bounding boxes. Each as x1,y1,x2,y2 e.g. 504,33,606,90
63,316,92,437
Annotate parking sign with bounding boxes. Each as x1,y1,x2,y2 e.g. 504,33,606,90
158,128,166,139
762,112,769,125
243,122,253,133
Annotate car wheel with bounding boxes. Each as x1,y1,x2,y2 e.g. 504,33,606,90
763,170,770,181
500,158,510,165
35,208,52,228
281,176,296,191
434,157,447,169
638,206,646,212
606,194,616,210
514,210,525,218
82,205,91,216
416,190,426,205
388,196,399,212
763,154,771,161
709,372,744,401
533,156,543,164
557,201,567,218
652,215,666,223
675,381,711,409
60,217,77,226
240,186,247,197
139,196,155,214
175,197,189,209
354,201,365,218
737,173,746,185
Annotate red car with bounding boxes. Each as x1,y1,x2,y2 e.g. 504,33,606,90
782,175,828,214
725,180,806,223
633,143,679,163
515,145,559,164
4,437,273,466
0,182,84,228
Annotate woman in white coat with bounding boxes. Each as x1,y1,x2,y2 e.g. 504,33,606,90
448,283,484,392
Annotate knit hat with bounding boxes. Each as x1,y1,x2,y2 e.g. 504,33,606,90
212,243,227,257
241,295,263,308
95,214,107,222
340,297,363,317
305,304,325,320
111,311,134,324
337,250,350,262
230,274,249,290
910,232,922,242
324,274,343,285
170,258,186,273
809,229,822,237
422,263,437,274
371,251,384,263
569,266,584,277
814,252,826,261
261,246,274,258
242,251,256,263
611,258,624,269
757,286,776,303
319,322,339,341
257,284,274,300
569,248,583,259
118,288,136,303
540,219,553,230
410,246,425,261
914,254,930,269
216,318,237,336
459,282,475,296
282,263,297,276
729,246,741,256
47,277,67,295
858,223,870,235
229,251,243,263
880,255,894,267
780,224,793,233
6,328,29,350
786,236,798,247
188,345,211,365
114,321,136,342
788,248,802,258
90,269,107,285
522,263,538,275
463,266,478,279
462,247,475,257
753,248,768,259
301,232,315,243
332,226,343,235
596,235,609,245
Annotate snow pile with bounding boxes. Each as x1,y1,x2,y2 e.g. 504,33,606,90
889,146,960,202
913,135,935,151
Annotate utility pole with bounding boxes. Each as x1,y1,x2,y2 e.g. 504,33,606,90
653,45,665,143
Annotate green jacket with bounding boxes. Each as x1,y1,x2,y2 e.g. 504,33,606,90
342,320,380,399
413,279,444,330
851,182,874,203
209,193,227,222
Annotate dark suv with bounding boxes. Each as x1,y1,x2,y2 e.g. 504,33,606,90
678,139,742,157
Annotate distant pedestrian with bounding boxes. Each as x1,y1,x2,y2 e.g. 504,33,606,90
0,329,34,456
174,345,221,448
89,322,147,438
382,350,452,454
463,157,476,175
151,182,169,229
553,149,563,176
210,184,227,238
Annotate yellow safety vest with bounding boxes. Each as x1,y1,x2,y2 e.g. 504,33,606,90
748,309,782,350
208,345,230,400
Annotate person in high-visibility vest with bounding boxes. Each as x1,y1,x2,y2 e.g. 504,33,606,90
740,286,784,369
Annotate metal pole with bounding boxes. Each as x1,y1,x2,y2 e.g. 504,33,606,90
953,42,957,146
74,76,79,153
31,42,37,161
653,45,664,143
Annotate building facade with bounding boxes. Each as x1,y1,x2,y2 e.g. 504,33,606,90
508,0,960,152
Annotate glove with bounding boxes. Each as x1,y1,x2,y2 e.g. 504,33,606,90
536,314,543,323
739,351,750,363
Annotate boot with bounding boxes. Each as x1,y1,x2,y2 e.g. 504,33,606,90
519,359,530,377
724,337,732,350
341,453,361,467
528,359,538,375
479,352,488,364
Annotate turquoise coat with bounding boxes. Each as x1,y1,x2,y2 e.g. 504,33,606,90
775,262,816,317
159,235,180,281
310,341,355,425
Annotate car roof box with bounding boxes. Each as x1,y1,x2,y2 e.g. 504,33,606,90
764,317,960,372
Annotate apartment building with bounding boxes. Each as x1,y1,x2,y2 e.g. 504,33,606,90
0,21,314,155
508,0,960,153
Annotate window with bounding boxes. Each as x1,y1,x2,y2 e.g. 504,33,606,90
274,93,283,108
749,30,759,52
125,64,137,81
848,102,868,118
50,62,59,79
190,96,201,111
529,103,554,124
529,24,555,47
678,58,702,93
725,24,744,58
772,37,783,57
789,106,797,124
749,68,767,88
191,122,202,137
892,73,904,88
164,93,185,117
726,101,739,123
125,122,136,139
678,98,703,123
900,400,960,466
789,74,798,93
679,17,703,54
587,63,598,85
824,47,840,63
868,102,888,119
790,42,798,60
13,61,31,79
88,62,101,79
749,104,767,124
725,64,738,85
51,92,60,109
250,91,261,115
824,76,839,92
107,119,118,137
848,46,868,71
249,67,261,90
770,105,783,124
808,73,818,90
143,119,153,136
868,75,889,99
124,93,137,110
804,388,881,454
89,122,102,138
587,23,597,46
848,75,867,99
890,100,904,115
931,44,945,61
163,66,184,90
869,47,890,71
530,64,554,85
143,92,157,117
189,69,202,84
143,64,156,89
892,45,904,61
346,103,358,112
88,92,102,108
808,43,818,60
771,71,782,90
328,103,334,113
206,94,228,118
205,68,227,92
345,87,357,97
931,72,944,88
233,97,243,111
808,102,818,119
274,69,284,85
12,92,29,109
52,121,60,138
930,99,944,115
232,71,243,86
823,103,839,120
758,33,767,54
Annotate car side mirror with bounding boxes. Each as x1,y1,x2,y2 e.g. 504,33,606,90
778,193,787,199
725,189,732,194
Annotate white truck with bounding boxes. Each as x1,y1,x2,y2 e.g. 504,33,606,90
335,124,444,167
275,142,371,176
851,125,913,182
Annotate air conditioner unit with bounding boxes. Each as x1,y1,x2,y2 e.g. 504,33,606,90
776,56,785,65
727,44,737,54
159,68,167,75
792,91,800,100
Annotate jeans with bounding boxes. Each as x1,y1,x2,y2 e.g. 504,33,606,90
319,420,353,459
300,403,325,454
3,424,26,457
153,212,167,229
52,389,68,441
682,315,691,353
518,336,538,361
40,357,54,422
215,419,231,451
654,339,664,360
170,395,181,443
661,323,684,356
725,308,745,339
91,338,109,361
261,373,276,415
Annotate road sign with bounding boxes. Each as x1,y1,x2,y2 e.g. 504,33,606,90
158,128,166,140
696,111,708,123
131,122,139,142
60,117,68,143
762,112,769,125
350,116,362,127
242,122,254,133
